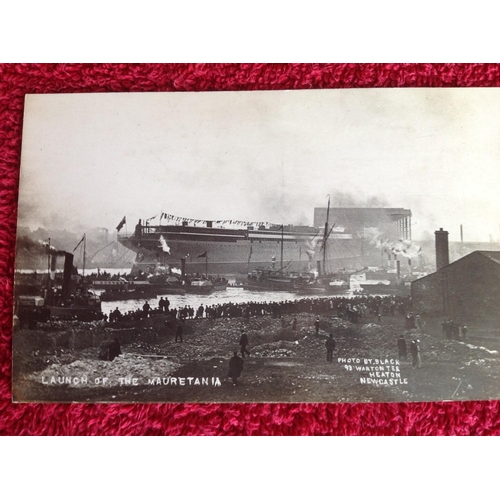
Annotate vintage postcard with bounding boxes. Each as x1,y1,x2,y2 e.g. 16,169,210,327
12,88,500,403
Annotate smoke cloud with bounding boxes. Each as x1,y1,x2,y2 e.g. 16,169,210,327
328,191,390,208
364,227,421,259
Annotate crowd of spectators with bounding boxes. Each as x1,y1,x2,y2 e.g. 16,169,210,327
107,294,412,324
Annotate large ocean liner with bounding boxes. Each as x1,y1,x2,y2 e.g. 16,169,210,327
117,212,363,276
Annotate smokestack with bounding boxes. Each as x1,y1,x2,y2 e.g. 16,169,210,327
460,224,463,244
180,258,186,280
62,252,74,299
396,260,401,282
317,260,322,277
435,228,449,270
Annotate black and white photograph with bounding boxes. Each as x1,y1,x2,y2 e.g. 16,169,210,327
12,88,500,403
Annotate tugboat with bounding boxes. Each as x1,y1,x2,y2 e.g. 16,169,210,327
243,225,309,291
179,257,228,294
146,274,186,295
294,271,351,295
358,260,412,296
244,267,300,291
33,237,103,321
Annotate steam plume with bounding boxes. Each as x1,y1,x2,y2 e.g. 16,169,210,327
159,236,170,254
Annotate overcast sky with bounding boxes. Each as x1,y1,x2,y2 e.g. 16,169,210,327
17,88,500,242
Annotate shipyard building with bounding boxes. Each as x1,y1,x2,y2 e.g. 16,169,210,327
314,207,412,239
314,207,413,267
411,229,500,325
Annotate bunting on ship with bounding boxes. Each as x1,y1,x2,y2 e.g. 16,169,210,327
151,212,281,228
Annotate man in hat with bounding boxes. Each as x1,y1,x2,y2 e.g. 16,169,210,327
228,352,244,386
325,334,336,362
398,335,407,361
314,317,320,335
410,339,422,368
175,323,183,343
239,330,250,358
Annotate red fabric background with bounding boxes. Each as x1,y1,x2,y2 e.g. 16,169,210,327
1,63,500,435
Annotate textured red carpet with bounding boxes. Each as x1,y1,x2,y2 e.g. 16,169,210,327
1,63,500,435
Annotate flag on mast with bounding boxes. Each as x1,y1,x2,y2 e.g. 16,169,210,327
116,216,126,232
197,251,207,258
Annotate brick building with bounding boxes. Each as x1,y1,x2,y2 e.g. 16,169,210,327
411,251,500,324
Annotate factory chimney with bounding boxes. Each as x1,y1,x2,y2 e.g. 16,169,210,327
435,228,449,270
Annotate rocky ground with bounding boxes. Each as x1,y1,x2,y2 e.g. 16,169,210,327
12,312,500,403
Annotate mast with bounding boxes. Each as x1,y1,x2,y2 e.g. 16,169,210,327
323,195,330,276
280,224,284,274
47,237,51,286
83,233,86,283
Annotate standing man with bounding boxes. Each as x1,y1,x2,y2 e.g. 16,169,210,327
410,340,422,368
292,317,297,331
175,323,183,343
415,315,424,331
398,335,407,361
325,334,336,362
415,339,422,368
314,317,320,335
239,330,250,358
158,297,166,313
228,352,244,386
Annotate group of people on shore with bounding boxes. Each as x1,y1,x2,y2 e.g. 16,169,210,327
398,335,422,368
106,294,412,325
441,319,468,340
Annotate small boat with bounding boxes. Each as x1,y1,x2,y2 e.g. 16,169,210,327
294,276,350,295
182,275,228,294
243,268,302,292
211,277,229,292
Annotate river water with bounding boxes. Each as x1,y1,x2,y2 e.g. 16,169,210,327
19,267,374,317
89,269,371,317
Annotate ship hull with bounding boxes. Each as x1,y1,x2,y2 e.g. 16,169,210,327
118,224,363,275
